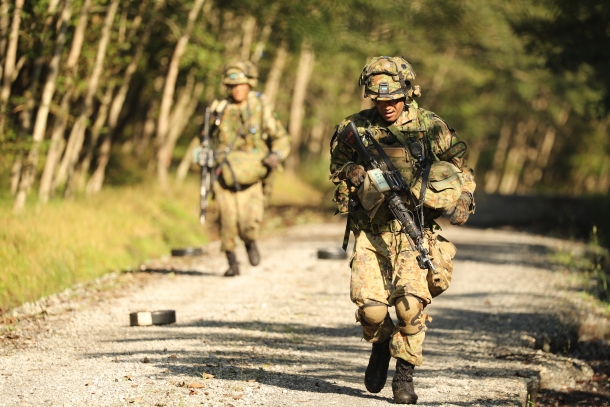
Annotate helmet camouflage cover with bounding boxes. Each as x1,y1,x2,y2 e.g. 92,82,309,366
222,61,258,87
359,56,416,101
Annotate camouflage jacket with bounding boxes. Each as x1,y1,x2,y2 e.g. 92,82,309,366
210,91,291,163
330,101,476,230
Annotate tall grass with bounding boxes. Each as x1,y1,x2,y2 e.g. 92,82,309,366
0,171,331,312
0,180,205,312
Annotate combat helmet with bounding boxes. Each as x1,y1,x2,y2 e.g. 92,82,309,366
359,56,420,101
222,61,258,87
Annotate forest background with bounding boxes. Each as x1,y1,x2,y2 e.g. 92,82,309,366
0,0,609,311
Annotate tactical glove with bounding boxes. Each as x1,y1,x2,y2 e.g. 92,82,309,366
262,152,280,169
449,192,472,226
346,164,366,187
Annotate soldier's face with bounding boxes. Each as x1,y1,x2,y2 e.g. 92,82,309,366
230,83,250,103
374,98,405,123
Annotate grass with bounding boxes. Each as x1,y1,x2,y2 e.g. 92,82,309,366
0,179,207,312
0,170,332,313
549,226,610,313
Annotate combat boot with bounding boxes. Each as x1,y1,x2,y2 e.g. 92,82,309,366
224,251,240,277
245,241,260,266
392,358,418,404
364,337,391,393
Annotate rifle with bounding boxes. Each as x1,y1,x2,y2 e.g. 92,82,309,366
198,107,215,225
337,121,436,273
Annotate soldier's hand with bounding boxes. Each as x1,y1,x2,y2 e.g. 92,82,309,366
449,193,472,226
262,152,280,169
346,164,366,187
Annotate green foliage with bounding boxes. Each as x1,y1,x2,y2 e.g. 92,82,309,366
0,180,206,312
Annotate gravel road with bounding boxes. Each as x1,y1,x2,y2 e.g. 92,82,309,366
0,222,595,406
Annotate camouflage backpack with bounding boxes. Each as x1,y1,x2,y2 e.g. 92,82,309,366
410,161,464,212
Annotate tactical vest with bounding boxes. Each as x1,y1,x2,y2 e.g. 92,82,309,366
211,92,269,156
347,107,461,232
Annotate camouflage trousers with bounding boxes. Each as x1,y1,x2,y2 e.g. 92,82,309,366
213,181,264,252
350,227,432,366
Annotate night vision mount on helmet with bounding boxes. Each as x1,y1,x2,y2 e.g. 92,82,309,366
359,56,421,101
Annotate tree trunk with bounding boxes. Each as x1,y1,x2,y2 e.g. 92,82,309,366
0,0,24,135
65,0,92,68
176,136,199,183
483,122,511,194
498,119,537,195
240,15,256,61
0,0,10,78
9,153,22,194
38,88,71,201
287,41,315,171
38,0,93,202
19,0,62,132
55,0,119,195
251,4,278,64
264,41,287,109
86,0,165,194
163,81,204,175
138,100,159,158
425,47,456,107
156,0,206,189
13,0,72,212
307,119,325,154
71,81,116,194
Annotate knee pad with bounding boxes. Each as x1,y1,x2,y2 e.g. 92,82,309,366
356,304,388,328
395,295,425,335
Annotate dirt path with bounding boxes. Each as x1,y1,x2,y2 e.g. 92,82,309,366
0,223,595,406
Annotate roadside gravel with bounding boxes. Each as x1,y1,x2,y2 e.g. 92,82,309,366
0,222,595,406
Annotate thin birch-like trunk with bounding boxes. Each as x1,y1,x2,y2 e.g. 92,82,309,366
135,99,158,158
307,120,325,154
156,0,206,189
425,47,456,107
13,0,72,211
521,105,570,191
287,41,315,171
10,154,22,194
263,41,287,109
483,122,511,194
240,15,256,61
176,136,199,182
86,0,166,194
39,0,93,201
19,0,61,132
71,82,116,194
39,88,72,201
55,0,119,194
0,0,24,135
497,118,538,195
163,81,204,174
0,0,10,78
251,4,278,64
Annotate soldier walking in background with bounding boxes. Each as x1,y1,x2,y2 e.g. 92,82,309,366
329,56,476,403
208,61,290,277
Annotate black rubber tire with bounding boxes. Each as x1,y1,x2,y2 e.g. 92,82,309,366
171,247,204,257
317,248,348,260
151,310,176,325
129,310,176,326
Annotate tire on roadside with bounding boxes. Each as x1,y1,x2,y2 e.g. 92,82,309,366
170,247,204,257
129,310,176,326
317,248,348,260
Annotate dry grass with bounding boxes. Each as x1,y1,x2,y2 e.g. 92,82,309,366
0,171,332,313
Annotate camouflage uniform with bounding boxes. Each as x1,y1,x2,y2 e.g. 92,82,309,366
331,100,476,365
211,90,290,253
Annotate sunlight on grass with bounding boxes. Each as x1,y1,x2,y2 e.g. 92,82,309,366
0,180,206,311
